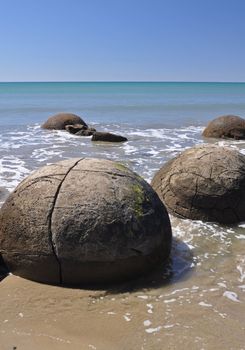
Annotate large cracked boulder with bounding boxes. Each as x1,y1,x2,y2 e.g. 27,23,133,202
202,115,245,139
42,113,88,130
151,144,245,224
0,158,172,285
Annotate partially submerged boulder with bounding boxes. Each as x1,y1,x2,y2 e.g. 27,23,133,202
151,144,245,224
65,124,96,136
41,114,126,142
42,113,88,130
0,158,172,285
202,115,245,139
92,132,128,143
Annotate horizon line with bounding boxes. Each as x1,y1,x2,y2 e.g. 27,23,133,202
0,80,245,84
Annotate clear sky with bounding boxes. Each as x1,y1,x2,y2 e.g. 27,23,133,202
0,0,244,82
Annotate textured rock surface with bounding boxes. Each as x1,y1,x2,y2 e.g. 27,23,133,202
0,158,172,285
65,124,96,136
42,113,88,130
202,115,245,139
75,129,96,136
151,144,245,224
92,132,128,142
65,124,88,134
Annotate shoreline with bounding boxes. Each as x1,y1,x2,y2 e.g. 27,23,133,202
0,83,245,349
0,267,244,350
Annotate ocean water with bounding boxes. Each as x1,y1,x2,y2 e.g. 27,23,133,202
0,82,245,349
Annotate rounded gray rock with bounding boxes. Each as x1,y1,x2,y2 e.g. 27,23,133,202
42,113,88,130
202,115,245,139
0,158,172,285
92,132,128,142
151,144,245,224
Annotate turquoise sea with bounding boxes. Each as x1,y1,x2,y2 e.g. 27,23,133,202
1,81,245,189
0,82,245,348
1,82,245,127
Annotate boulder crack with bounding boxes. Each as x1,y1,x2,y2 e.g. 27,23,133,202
47,158,84,284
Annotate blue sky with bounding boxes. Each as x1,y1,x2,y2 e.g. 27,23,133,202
0,0,244,82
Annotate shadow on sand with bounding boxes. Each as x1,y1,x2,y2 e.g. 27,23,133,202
101,237,194,294
0,237,194,293
0,254,9,283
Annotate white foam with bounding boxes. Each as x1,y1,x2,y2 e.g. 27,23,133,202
236,234,245,240
123,144,138,154
0,156,30,190
160,288,190,298
164,299,176,304
199,302,212,307
147,304,154,314
31,148,65,162
137,295,149,300
163,324,175,329
147,149,159,156
123,314,131,322
143,320,152,327
237,260,245,282
223,291,240,303
145,326,162,334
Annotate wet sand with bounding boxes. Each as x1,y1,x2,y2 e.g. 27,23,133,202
0,224,244,350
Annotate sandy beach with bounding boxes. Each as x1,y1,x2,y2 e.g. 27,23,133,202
1,228,244,350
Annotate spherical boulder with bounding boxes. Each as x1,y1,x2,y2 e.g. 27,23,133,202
0,158,172,285
202,115,245,139
42,113,88,130
151,144,245,224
